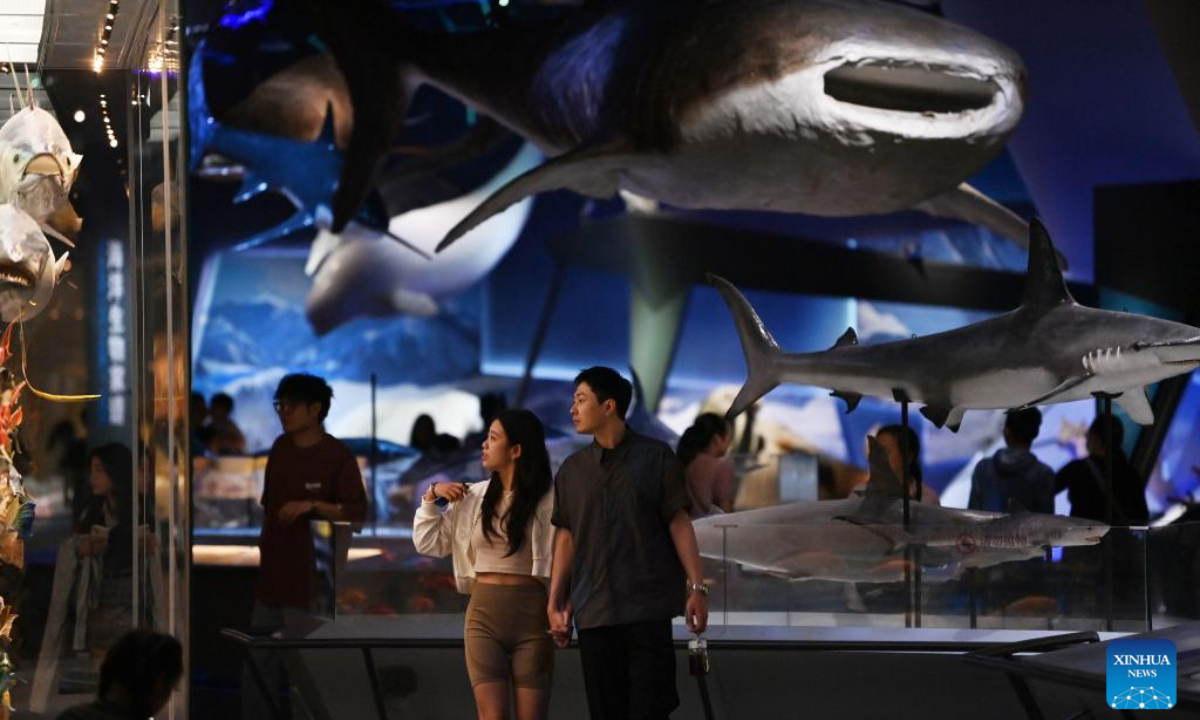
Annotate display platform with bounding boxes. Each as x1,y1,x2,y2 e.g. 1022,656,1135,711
967,623,1200,717
225,615,1152,720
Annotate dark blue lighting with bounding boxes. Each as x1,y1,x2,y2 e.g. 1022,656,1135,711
219,0,275,30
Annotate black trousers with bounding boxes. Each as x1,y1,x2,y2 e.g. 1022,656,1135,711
577,620,679,720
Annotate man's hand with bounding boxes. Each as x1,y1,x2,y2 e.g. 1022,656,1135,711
547,600,573,649
279,500,314,524
685,590,708,634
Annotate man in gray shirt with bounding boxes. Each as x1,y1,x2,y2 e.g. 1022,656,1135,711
549,367,708,720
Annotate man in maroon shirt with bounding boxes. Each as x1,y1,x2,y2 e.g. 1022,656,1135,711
242,373,366,719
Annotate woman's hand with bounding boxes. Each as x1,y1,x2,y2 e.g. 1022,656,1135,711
425,482,467,503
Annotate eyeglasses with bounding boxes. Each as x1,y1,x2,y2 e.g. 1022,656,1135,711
273,400,297,414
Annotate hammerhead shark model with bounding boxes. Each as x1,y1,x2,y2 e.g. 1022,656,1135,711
692,436,1109,583
711,218,1200,430
282,0,1031,252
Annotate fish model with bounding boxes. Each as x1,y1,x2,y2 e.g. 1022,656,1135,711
188,42,341,250
0,88,84,245
380,0,1032,253
710,218,1200,431
0,204,68,321
692,436,1108,583
303,142,539,334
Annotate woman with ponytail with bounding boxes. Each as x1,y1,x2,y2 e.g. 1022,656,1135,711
677,412,735,516
414,408,556,720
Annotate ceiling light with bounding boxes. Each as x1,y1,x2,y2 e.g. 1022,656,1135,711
73,110,85,123
109,139,118,149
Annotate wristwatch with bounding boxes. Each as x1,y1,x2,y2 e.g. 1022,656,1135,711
688,581,709,596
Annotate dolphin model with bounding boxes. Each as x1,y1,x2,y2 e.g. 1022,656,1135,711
303,142,539,334
388,0,1031,253
711,219,1200,431
693,436,1109,583
0,204,68,322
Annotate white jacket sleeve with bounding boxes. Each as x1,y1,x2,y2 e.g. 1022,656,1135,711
413,498,455,558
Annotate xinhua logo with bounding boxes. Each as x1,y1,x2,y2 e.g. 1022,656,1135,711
1107,639,1177,710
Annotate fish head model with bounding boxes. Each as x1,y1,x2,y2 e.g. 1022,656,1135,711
0,204,62,321
0,107,83,224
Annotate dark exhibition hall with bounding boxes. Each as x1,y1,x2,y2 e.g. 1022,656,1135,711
0,0,1198,718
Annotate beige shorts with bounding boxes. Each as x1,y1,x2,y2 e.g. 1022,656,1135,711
464,582,554,689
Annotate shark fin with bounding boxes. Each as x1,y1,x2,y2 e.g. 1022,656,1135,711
831,390,862,414
316,103,337,147
234,173,270,204
46,201,82,242
1014,374,1090,411
40,221,75,249
708,274,782,419
54,251,69,281
318,0,410,234
831,327,858,350
914,181,1050,260
1021,218,1075,309
437,143,633,252
231,210,315,252
945,407,966,433
1115,387,1155,425
919,405,952,429
863,436,903,501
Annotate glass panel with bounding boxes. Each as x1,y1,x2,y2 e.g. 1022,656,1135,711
4,1,189,718
128,2,189,718
1148,521,1200,629
703,522,1150,632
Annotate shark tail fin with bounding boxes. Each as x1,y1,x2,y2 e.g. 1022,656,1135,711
707,274,781,419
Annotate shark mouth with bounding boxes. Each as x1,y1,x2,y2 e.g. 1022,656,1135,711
823,61,999,115
0,263,34,290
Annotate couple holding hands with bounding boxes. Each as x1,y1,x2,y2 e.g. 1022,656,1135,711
415,366,709,720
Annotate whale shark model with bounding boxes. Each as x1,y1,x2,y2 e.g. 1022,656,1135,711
711,219,1200,431
380,0,1031,253
693,436,1109,583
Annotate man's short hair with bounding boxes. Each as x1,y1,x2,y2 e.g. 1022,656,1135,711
275,373,334,421
574,367,632,419
99,629,183,701
1088,415,1125,454
211,392,234,412
1005,407,1042,445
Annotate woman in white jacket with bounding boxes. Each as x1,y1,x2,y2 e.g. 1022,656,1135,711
414,408,556,720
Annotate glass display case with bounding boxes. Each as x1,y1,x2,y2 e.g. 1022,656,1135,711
2,0,189,717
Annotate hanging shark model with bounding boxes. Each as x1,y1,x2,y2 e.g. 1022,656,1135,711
302,142,538,334
711,219,1200,431
391,0,1031,253
692,437,1109,583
